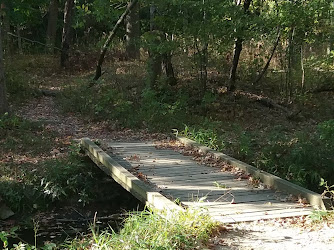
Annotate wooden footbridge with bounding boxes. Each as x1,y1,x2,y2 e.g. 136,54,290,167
81,137,328,223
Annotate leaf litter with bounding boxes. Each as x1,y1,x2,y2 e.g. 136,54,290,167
7,95,334,249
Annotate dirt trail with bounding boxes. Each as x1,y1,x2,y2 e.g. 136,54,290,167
17,96,165,143
212,218,334,249
17,96,334,250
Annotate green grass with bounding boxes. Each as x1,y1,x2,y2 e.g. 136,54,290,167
0,208,219,249
179,124,225,151
66,208,218,250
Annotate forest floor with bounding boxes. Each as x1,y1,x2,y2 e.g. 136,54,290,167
2,54,334,248
15,94,334,249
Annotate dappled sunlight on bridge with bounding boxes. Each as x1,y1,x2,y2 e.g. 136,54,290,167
103,141,314,223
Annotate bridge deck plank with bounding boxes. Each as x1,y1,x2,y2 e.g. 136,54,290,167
104,141,314,223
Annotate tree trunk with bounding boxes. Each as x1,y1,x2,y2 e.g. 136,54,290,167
16,25,22,54
125,0,140,60
200,44,208,93
286,27,298,99
162,52,177,86
228,38,243,91
328,2,334,54
228,0,252,91
61,0,74,68
198,0,208,93
93,0,139,81
149,5,156,31
253,28,281,85
148,6,177,87
1,4,13,56
46,0,59,54
195,39,208,93
148,46,162,88
301,44,305,92
147,29,162,88
147,5,162,87
0,25,9,115
162,33,177,86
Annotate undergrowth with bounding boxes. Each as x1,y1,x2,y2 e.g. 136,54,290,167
0,114,56,156
0,150,99,213
5,55,59,105
180,119,334,192
58,80,194,131
58,70,334,193
0,114,102,213
180,123,225,151
67,208,218,250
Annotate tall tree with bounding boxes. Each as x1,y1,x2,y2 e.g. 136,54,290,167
147,5,177,87
61,0,74,67
253,27,281,85
46,0,59,53
228,0,252,91
125,0,140,60
161,36,177,86
93,0,139,81
1,3,13,56
147,5,166,88
0,24,9,115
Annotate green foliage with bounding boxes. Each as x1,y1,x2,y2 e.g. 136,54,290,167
0,115,56,212
0,152,98,212
5,55,61,104
39,154,96,204
67,208,218,249
255,120,334,191
180,119,334,192
0,113,30,130
227,127,256,161
181,123,225,151
308,209,333,223
0,114,55,156
139,87,190,130
6,67,39,103
4,0,48,26
59,80,139,127
59,80,193,131
320,178,334,208
0,227,19,249
0,226,57,250
0,115,100,212
201,91,218,109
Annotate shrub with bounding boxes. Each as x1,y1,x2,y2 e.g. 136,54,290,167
256,120,334,191
67,208,218,249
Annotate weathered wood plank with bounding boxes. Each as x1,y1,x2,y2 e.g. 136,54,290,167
183,200,309,212
145,172,237,182
204,206,311,217
81,138,182,214
139,168,221,177
164,191,284,203
111,152,188,159
212,208,313,223
177,136,328,210
150,179,251,189
88,140,315,223
162,188,274,197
